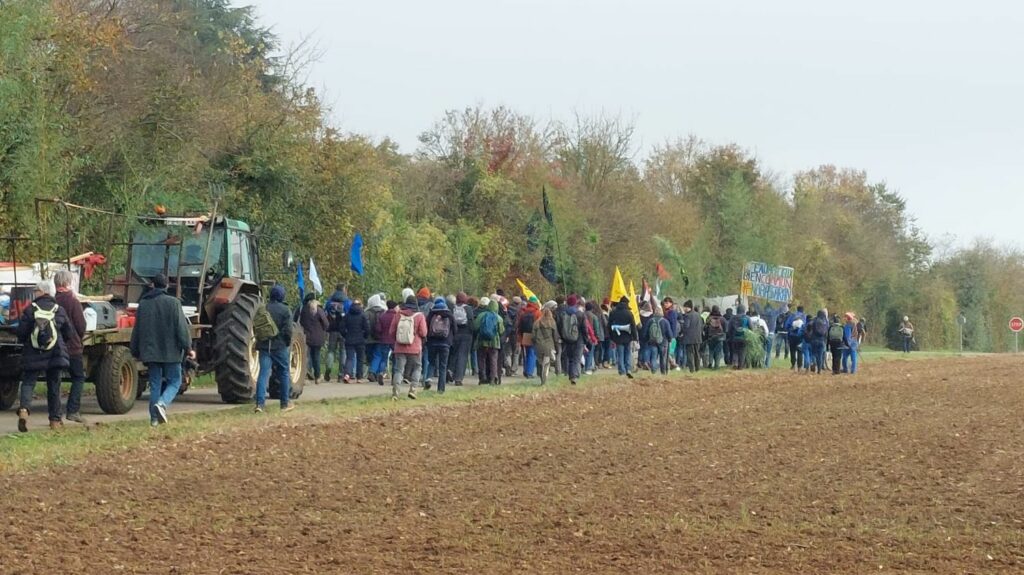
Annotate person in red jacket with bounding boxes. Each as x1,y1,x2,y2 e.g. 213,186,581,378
53,270,87,423
388,295,428,399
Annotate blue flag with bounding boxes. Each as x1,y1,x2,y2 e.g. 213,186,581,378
296,261,306,301
350,233,364,276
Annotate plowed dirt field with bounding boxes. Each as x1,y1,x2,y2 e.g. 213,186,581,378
3,356,1023,574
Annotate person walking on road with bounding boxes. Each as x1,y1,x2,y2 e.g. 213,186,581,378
608,296,638,379
389,295,428,399
448,292,474,386
532,301,560,385
130,274,193,426
299,293,329,384
53,270,87,424
370,300,398,385
473,297,505,385
254,284,295,413
424,297,455,394
341,298,370,383
16,279,75,432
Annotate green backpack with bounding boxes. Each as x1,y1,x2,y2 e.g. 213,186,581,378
648,319,664,345
253,303,279,342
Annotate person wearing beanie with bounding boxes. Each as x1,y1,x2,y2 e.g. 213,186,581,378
362,294,388,384
416,289,434,386
370,300,399,386
703,305,727,369
516,296,542,378
448,292,475,386
784,305,808,371
389,292,428,399
532,300,560,385
401,287,415,302
14,279,75,432
473,298,505,384
325,286,349,382
727,305,748,370
340,298,369,383
300,293,330,384
557,293,585,385
584,301,605,374
425,296,455,393
129,274,194,426
253,284,296,413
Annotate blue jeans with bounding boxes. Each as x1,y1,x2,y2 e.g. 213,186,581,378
764,336,774,368
147,362,183,421
811,340,826,372
615,343,632,375
674,338,686,368
370,344,392,376
903,336,912,353
523,345,537,377
774,333,789,358
801,341,812,370
842,341,859,373
428,344,450,392
345,344,366,379
708,338,724,369
256,347,291,408
640,344,657,372
583,344,594,372
422,348,432,381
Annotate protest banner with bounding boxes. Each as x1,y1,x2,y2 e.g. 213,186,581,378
740,262,795,303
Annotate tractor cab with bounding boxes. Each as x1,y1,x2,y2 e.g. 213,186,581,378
115,216,261,322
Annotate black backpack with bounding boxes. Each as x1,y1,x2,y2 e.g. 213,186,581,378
519,312,535,334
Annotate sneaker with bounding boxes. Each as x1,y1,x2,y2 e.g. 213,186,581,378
584,370,593,376
49,420,63,431
154,403,168,424
17,408,28,433
570,379,577,386
626,372,634,380
343,375,351,384
281,404,295,413
314,377,321,385
408,391,417,400
391,394,399,401
65,412,86,424
423,381,432,391
150,420,159,427
254,405,265,414
324,371,332,381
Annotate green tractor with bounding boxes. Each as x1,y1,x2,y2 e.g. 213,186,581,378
0,208,307,413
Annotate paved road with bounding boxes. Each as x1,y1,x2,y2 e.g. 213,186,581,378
1,375,534,434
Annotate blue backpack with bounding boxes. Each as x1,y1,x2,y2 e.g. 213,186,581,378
479,312,499,341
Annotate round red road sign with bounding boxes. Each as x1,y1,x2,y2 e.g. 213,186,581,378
1011,317,1024,333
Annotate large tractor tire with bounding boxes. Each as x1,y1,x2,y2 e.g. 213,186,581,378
96,346,139,414
214,292,259,404
0,379,18,410
270,323,307,400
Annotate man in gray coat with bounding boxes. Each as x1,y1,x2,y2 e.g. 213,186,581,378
681,300,704,373
130,273,192,426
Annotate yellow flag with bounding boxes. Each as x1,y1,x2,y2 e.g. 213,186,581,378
609,267,628,304
627,280,641,324
516,278,537,301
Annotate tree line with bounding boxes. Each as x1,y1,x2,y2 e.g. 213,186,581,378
1,0,1021,351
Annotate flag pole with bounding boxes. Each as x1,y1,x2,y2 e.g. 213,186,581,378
544,186,569,298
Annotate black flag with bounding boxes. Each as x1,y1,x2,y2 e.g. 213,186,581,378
542,187,553,225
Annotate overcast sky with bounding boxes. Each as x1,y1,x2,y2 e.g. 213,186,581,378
250,0,1023,250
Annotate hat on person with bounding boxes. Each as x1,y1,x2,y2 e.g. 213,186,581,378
456,291,468,305
512,296,522,305
619,296,630,305
480,297,491,307
405,295,417,305
401,288,415,301
417,287,431,299
566,294,578,307
270,284,286,302
433,297,448,310
543,300,557,310
528,295,539,304
683,299,693,309
152,273,168,289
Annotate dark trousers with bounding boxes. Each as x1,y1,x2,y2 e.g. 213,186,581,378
345,344,366,379
562,341,582,381
601,339,612,366
686,343,701,372
830,343,844,374
479,347,500,383
308,345,323,379
658,343,669,375
66,355,86,415
20,367,63,422
789,336,804,369
449,334,472,383
429,344,451,392
731,340,746,369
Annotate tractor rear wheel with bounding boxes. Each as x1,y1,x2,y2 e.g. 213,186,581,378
95,346,138,414
214,293,259,404
0,379,18,410
269,323,307,400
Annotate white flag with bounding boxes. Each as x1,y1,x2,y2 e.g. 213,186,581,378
308,258,323,295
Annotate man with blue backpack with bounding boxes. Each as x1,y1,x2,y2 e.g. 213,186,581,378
473,298,504,384
785,306,807,371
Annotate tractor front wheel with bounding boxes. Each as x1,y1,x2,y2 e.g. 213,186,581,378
95,346,138,414
214,293,259,404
